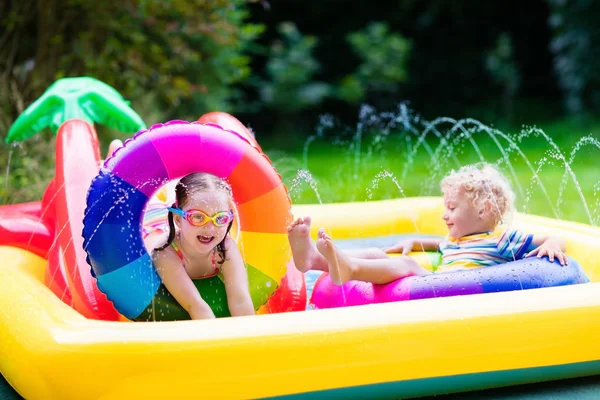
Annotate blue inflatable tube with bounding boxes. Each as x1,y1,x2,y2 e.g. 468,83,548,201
311,256,590,308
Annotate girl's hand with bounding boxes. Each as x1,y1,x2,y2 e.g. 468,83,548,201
526,238,568,266
383,239,414,255
188,302,216,320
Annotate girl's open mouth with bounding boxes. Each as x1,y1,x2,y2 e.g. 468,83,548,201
198,235,214,244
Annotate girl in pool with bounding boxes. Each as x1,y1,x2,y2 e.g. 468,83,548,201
153,172,254,319
288,163,568,285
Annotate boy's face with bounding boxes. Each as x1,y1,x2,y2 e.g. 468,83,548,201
442,186,490,239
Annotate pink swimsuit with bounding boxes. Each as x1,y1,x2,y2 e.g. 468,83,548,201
171,240,219,278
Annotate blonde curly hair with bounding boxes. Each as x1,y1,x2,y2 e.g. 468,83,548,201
440,163,515,226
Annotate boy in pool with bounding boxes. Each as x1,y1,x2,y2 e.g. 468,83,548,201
288,163,568,285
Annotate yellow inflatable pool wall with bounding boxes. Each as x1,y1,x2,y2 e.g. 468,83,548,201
1,197,599,399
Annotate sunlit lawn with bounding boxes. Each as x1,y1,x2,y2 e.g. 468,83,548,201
265,117,600,226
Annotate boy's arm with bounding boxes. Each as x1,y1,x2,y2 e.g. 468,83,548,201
384,237,443,254
526,234,567,265
415,237,444,251
529,234,566,251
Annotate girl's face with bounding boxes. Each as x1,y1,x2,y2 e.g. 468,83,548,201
174,191,232,255
442,186,495,239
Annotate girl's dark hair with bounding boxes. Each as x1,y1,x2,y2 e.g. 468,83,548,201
155,172,233,264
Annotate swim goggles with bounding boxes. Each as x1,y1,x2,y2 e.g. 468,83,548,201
167,207,234,227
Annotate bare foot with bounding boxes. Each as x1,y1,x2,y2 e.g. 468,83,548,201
316,229,354,285
287,216,319,272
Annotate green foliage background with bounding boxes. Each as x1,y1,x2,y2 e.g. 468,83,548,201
2,0,600,223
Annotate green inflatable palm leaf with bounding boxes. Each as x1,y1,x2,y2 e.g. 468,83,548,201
6,77,146,143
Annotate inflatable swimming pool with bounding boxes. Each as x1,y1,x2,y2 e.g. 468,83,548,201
1,85,599,399
1,195,600,399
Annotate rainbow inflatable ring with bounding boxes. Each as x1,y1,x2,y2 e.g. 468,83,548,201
82,120,292,321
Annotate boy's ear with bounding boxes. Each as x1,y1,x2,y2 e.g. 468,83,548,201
479,201,493,219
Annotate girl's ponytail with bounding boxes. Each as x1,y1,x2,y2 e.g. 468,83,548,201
155,203,177,251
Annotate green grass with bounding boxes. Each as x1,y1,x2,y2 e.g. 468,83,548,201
2,114,600,226
265,117,600,226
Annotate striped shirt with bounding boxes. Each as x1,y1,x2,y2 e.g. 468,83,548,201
437,228,534,273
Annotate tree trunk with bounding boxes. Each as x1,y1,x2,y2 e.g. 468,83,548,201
35,0,58,89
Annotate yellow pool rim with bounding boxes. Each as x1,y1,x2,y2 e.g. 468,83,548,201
1,197,600,399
